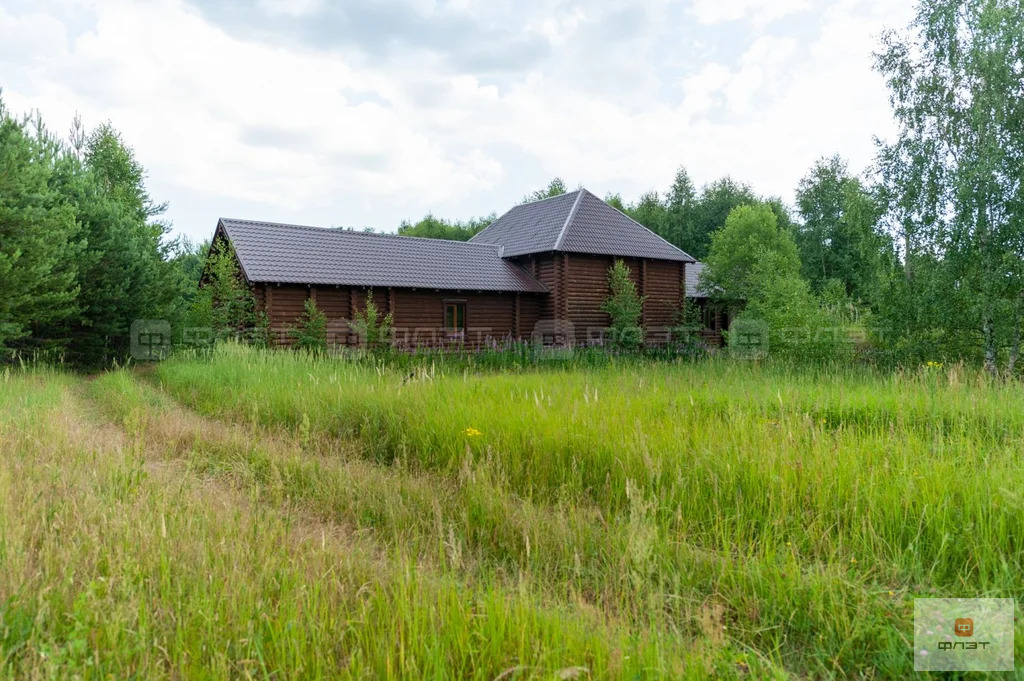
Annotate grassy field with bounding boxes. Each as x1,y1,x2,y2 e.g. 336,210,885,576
1,348,1022,678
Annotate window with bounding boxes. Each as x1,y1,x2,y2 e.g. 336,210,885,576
444,302,466,338
701,303,715,330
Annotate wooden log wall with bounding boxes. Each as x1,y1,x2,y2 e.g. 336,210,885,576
260,283,538,349
254,255,683,349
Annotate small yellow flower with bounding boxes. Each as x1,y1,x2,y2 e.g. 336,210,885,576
889,590,895,597
850,557,857,564
463,427,482,437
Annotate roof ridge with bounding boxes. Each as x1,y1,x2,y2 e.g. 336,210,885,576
553,189,585,251
220,218,502,250
578,191,697,262
467,188,580,247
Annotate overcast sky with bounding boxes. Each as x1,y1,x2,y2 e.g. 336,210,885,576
2,0,916,242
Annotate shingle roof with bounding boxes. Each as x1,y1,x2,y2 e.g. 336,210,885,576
218,218,548,293
469,189,696,262
685,261,713,298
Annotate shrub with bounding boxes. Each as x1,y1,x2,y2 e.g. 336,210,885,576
348,290,393,351
291,298,328,352
186,242,266,346
737,251,854,362
670,301,709,355
601,260,645,350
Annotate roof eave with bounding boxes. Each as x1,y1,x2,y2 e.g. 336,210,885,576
210,218,255,286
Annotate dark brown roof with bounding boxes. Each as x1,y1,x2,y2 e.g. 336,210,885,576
685,261,710,298
469,189,696,262
218,218,547,293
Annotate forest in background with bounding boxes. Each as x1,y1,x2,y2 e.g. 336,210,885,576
2,0,1024,372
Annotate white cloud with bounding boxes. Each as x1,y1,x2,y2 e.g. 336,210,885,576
690,0,814,27
0,0,918,239
5,0,500,209
0,7,67,62
257,0,324,17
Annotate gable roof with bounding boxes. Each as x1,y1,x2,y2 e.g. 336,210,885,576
217,218,547,293
469,189,696,262
685,261,710,298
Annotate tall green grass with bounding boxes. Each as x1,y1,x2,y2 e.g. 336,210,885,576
150,345,1024,676
0,369,735,679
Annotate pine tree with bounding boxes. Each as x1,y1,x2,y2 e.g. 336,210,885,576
0,101,80,356
601,260,645,350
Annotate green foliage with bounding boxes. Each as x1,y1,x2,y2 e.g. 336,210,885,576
0,101,185,365
611,170,796,263
669,300,707,353
522,177,568,203
795,155,893,301
347,290,393,351
65,122,183,364
662,166,696,247
189,241,265,343
601,260,645,350
0,103,80,356
397,213,493,241
703,204,802,302
603,192,626,212
738,251,853,361
707,205,852,361
678,177,761,260
290,298,328,352
84,123,167,221
168,236,209,320
875,0,1024,373
624,191,666,234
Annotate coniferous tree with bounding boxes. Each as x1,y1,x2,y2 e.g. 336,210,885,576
0,102,80,357
602,260,645,350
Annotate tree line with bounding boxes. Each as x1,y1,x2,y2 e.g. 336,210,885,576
2,0,1023,372
0,99,204,365
399,0,1024,374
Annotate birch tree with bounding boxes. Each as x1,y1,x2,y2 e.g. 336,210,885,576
876,0,1024,374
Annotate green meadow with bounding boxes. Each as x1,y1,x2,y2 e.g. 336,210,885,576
2,347,1022,678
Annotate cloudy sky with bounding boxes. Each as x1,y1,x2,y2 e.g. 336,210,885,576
2,0,916,242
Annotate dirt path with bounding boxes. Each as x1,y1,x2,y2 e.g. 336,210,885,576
73,372,386,564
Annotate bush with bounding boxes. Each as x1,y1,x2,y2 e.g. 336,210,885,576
348,290,393,351
185,242,266,346
601,260,645,350
738,251,854,362
669,302,709,356
291,298,328,352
